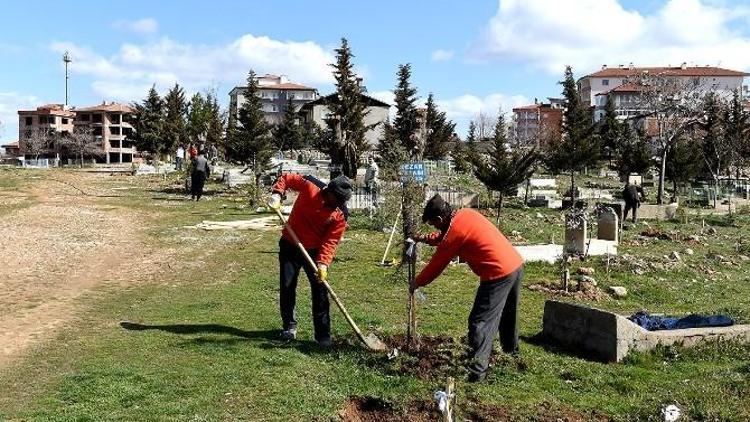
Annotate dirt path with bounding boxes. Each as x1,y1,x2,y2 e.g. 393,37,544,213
0,173,168,367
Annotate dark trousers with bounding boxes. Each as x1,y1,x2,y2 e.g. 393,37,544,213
191,171,206,200
624,201,639,222
278,238,330,341
467,266,523,377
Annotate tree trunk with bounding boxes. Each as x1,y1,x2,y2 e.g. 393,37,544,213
672,176,677,202
570,171,576,202
658,148,667,205
523,178,530,206
79,151,84,168
496,195,504,227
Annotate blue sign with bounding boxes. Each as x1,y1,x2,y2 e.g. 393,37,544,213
400,162,427,183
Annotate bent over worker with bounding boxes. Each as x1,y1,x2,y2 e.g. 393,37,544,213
268,173,352,347
411,194,524,382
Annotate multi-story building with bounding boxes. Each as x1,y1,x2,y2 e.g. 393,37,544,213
579,64,749,121
17,104,76,154
298,93,391,147
228,74,319,125
512,99,564,147
74,102,136,164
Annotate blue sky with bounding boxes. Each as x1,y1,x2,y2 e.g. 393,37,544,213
3,0,750,144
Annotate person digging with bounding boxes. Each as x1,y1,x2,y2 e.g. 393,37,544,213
409,194,524,382
268,173,352,347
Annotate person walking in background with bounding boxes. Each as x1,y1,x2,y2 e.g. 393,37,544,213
191,150,211,201
623,181,645,223
188,144,198,159
175,144,185,171
364,156,380,206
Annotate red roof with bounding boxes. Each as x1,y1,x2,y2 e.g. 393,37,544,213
595,82,647,95
588,66,749,78
513,104,541,111
76,103,135,113
1,141,19,148
258,83,316,91
18,104,76,117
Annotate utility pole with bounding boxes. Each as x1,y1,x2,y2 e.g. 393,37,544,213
63,51,72,108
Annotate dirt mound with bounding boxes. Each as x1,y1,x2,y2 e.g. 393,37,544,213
384,334,468,380
338,397,439,422
527,283,608,301
640,228,675,240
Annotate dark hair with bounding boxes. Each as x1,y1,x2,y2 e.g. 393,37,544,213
422,194,452,222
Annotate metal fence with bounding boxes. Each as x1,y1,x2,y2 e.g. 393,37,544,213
347,186,477,210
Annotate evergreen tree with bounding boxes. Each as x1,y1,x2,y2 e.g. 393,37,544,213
598,95,620,166
132,85,165,156
542,66,599,199
423,93,454,160
393,63,420,159
614,124,651,179
376,118,406,176
466,121,479,165
204,91,225,155
227,70,273,197
700,93,730,183
726,89,750,175
666,134,703,199
187,92,208,143
273,97,304,152
451,140,471,173
164,83,188,152
328,38,368,177
472,112,538,223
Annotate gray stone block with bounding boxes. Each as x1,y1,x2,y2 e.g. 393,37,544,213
542,300,750,362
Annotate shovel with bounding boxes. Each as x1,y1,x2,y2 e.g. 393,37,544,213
272,208,388,352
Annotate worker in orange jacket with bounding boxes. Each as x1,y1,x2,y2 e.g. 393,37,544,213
268,173,352,347
411,194,524,382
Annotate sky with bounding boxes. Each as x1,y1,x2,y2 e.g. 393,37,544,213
3,0,750,144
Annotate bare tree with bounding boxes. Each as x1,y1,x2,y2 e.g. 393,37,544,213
475,110,495,141
64,127,103,167
627,73,706,204
23,129,53,160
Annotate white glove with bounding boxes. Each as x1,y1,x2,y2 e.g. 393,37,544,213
268,193,281,210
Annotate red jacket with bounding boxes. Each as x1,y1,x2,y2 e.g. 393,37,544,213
415,208,523,287
272,173,348,266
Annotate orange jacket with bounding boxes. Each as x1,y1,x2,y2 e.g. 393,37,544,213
415,208,523,287
272,173,348,266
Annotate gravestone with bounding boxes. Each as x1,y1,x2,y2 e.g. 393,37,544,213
628,174,642,186
564,213,587,255
597,207,619,243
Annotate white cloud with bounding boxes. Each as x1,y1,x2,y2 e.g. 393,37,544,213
112,18,159,35
471,0,750,74
49,34,335,102
0,92,40,143
431,49,455,62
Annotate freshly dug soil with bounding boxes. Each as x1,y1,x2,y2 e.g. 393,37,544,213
338,397,439,422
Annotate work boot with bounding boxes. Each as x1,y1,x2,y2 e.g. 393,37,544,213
279,328,297,341
467,370,487,383
317,337,332,348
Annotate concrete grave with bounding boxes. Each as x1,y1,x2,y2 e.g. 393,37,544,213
628,174,643,186
597,207,619,243
638,202,679,220
564,213,587,255
542,300,750,362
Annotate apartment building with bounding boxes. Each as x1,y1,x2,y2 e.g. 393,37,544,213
298,92,391,147
17,104,76,155
74,102,136,164
579,64,749,121
228,74,319,125
512,99,564,147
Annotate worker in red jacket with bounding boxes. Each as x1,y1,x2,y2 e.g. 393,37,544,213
268,173,352,347
411,194,524,382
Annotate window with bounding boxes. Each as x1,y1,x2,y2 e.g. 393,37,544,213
602,79,609,86
80,113,90,121
109,139,120,148
48,116,56,124
110,127,121,135
93,127,103,136
261,91,269,98
25,116,32,125
272,105,277,112
109,114,121,124
93,114,102,123
62,118,69,124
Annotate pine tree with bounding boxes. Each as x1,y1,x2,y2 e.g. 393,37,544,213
466,121,479,165
472,112,537,223
227,70,273,197
666,134,703,199
376,118,406,176
132,85,165,156
164,83,188,152
393,63,420,160
598,95,620,166
274,97,304,152
423,93,454,160
614,124,651,179
542,66,599,199
204,91,225,155
328,38,368,177
726,90,749,175
187,92,208,142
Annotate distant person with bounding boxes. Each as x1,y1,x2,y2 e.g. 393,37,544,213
210,144,219,164
410,195,524,383
364,156,380,204
188,144,198,159
175,144,185,171
623,181,645,223
191,150,211,201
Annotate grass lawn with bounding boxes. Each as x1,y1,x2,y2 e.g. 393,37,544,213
0,170,749,420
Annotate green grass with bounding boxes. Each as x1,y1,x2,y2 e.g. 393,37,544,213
1,172,750,420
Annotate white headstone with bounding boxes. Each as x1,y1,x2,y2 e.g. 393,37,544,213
597,207,619,243
564,213,587,255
